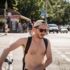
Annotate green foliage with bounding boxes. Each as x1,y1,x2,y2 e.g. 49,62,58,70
0,0,16,9
0,0,70,25
0,0,43,20
46,0,70,25
0,0,5,8
15,0,41,20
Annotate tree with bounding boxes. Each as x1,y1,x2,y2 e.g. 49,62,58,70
15,0,41,20
46,0,70,25
63,1,70,25
0,0,46,20
0,0,16,9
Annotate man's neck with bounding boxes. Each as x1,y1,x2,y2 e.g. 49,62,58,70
33,35,43,42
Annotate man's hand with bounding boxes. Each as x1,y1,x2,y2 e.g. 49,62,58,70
36,64,45,70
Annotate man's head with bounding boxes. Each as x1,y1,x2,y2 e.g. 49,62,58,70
33,20,48,39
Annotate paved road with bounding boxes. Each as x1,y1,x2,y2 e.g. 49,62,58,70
0,32,70,70
47,33,70,70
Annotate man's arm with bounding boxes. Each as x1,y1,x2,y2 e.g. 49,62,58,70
44,40,52,68
0,38,26,69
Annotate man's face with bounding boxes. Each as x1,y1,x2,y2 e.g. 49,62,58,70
35,24,48,39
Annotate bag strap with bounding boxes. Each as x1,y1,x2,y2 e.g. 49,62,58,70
23,37,32,70
23,37,48,70
24,37,48,55
24,37,32,54
43,38,48,50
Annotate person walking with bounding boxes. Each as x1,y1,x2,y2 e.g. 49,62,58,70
0,20,52,70
4,23,9,35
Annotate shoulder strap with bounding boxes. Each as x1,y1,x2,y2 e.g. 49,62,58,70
24,37,32,54
43,38,48,50
24,37,32,55
23,37,32,70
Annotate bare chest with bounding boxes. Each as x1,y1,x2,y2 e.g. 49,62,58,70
27,40,46,55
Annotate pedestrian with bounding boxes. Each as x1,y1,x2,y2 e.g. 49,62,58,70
0,20,52,70
27,21,33,35
17,21,23,33
4,23,9,35
22,22,27,32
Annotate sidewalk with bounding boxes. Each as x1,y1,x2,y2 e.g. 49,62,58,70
0,33,70,70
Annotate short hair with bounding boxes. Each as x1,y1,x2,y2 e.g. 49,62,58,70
33,20,46,27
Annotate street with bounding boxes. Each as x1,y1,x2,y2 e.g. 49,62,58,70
0,32,70,70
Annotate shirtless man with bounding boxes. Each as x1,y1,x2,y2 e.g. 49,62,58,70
0,20,52,70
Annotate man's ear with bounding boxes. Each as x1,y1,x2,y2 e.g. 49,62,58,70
31,27,36,34
32,27,36,32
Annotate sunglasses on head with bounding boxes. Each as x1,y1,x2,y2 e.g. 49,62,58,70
38,28,47,32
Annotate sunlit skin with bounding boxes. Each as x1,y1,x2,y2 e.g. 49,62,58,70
34,24,48,39
0,22,52,70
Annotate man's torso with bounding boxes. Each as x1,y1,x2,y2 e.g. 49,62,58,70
24,38,47,70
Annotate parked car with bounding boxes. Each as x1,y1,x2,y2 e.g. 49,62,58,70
65,25,70,31
60,27,68,33
48,24,59,33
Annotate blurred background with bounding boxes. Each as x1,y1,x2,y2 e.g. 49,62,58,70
0,0,70,70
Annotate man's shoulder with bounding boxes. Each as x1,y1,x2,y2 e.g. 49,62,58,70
19,37,28,40
18,37,28,43
18,36,32,45
20,36,32,40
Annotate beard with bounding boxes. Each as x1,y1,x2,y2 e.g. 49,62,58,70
39,34,44,39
